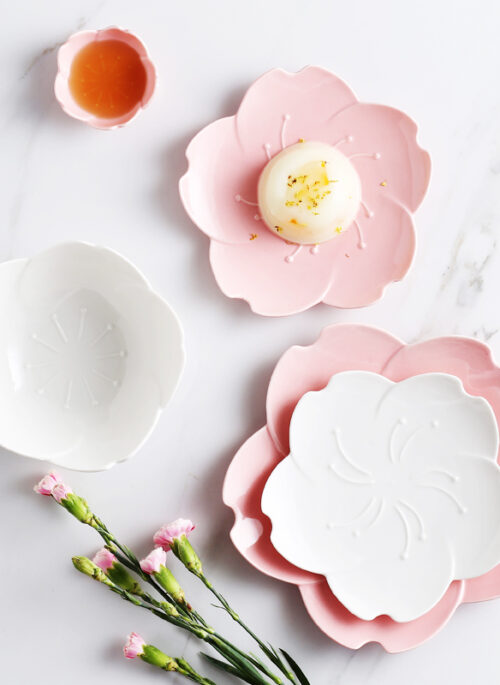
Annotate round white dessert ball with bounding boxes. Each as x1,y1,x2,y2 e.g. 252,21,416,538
258,141,361,245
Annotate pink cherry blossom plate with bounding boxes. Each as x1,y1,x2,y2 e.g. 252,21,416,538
180,67,431,316
223,324,500,651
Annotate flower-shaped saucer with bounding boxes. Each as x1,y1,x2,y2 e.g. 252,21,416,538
0,243,184,471
224,324,500,651
180,67,430,316
262,370,500,623
54,27,157,130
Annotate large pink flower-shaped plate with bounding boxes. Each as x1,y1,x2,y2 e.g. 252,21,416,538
180,67,430,316
223,324,500,652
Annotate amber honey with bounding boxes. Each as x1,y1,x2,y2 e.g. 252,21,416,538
69,39,147,118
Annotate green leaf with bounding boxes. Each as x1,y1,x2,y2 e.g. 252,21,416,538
278,649,311,685
209,641,269,685
201,653,260,685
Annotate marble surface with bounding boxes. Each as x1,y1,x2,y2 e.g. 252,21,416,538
1,0,500,683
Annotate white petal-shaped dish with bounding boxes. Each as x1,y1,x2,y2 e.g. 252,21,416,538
0,243,184,471
262,371,500,622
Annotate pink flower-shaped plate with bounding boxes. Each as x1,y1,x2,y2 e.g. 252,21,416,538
180,67,430,316
223,324,500,652
54,27,156,130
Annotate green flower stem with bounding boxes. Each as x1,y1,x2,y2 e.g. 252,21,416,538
134,596,274,685
175,658,217,685
195,572,295,684
106,543,209,628
73,508,281,683
77,563,278,685
136,588,282,685
88,517,196,622
91,523,285,683
175,663,216,685
140,643,216,685
55,496,300,684
126,575,282,684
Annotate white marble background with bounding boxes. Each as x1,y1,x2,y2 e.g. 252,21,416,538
1,0,500,683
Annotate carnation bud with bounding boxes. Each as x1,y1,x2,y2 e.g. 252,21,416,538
107,562,143,596
171,537,203,575
156,565,186,604
141,645,179,671
61,493,94,524
72,556,113,586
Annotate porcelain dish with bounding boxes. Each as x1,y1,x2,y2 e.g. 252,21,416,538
0,243,184,471
180,67,430,316
262,370,500,623
54,27,157,130
224,324,500,651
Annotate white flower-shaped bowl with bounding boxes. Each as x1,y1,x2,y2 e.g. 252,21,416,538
0,243,184,471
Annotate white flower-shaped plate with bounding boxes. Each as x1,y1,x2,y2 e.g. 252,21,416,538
262,371,500,622
0,243,184,471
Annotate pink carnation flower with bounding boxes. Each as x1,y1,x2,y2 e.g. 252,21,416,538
33,472,62,496
93,548,117,572
51,482,73,504
123,632,145,659
153,519,195,551
140,547,167,575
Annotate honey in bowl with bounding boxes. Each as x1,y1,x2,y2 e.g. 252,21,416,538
68,39,147,119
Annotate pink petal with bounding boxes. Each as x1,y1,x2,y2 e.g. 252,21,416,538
235,67,357,156
180,116,261,246
140,547,167,575
384,336,500,400
223,426,319,586
123,632,145,659
321,195,415,308
326,103,431,212
179,67,357,247
209,228,343,316
300,579,465,653
266,324,403,455
153,518,195,551
33,472,62,496
93,548,116,572
51,483,72,504
383,337,500,430
463,566,500,603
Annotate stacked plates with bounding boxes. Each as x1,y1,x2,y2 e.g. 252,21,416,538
224,324,500,652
